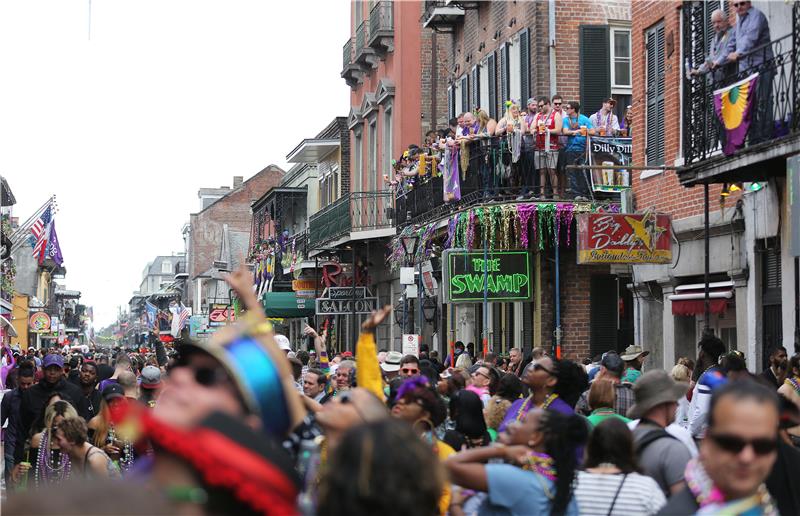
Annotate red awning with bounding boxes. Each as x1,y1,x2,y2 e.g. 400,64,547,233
672,298,729,316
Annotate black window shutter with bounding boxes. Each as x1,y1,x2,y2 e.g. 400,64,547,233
579,25,610,118
487,53,497,119
519,28,530,103
499,43,510,111
646,23,665,165
590,275,618,357
471,65,479,111
461,75,468,114
522,302,533,356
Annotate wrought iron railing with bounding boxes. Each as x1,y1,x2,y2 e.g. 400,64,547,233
350,191,394,232
309,195,352,247
355,21,368,61
343,38,354,70
682,2,799,166
308,192,394,247
369,1,393,46
394,135,619,228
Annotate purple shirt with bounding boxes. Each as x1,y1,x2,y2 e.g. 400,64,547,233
498,396,574,433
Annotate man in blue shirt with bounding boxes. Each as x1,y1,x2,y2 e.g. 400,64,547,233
726,0,773,144
562,101,594,200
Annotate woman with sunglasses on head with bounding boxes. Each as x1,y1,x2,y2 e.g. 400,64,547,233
497,357,575,433
446,408,588,516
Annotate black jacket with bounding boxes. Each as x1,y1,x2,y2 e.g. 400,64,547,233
766,439,800,516
1,388,23,460
14,377,88,462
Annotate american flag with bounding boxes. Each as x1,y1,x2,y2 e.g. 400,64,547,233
30,206,52,258
178,303,191,330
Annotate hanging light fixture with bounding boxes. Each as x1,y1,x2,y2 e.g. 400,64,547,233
720,183,731,197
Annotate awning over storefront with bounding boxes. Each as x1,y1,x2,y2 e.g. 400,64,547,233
262,292,315,318
669,280,734,316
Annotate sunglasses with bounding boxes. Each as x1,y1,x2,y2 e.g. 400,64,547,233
472,370,490,380
709,433,777,455
537,105,544,109
193,366,230,387
532,363,555,375
732,2,748,6
401,368,419,375
553,102,562,106
338,391,366,421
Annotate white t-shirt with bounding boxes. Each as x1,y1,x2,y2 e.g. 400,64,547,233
574,471,667,515
627,419,699,457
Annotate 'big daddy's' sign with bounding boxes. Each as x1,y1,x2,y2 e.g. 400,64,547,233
576,212,672,264
443,250,532,303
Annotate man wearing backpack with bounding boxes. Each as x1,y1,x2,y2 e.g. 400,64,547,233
628,370,693,497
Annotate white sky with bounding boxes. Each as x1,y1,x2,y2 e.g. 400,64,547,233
0,0,350,329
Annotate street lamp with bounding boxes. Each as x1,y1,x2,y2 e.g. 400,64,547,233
400,234,419,338
400,235,419,258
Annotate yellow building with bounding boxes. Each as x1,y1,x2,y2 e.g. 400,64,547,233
11,293,29,349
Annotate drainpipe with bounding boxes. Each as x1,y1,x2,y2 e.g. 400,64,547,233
548,0,557,96
431,32,438,130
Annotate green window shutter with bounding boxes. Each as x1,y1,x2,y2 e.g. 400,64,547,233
519,28,530,103
579,25,610,118
646,23,665,165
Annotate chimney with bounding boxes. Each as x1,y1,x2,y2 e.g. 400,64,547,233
233,176,244,188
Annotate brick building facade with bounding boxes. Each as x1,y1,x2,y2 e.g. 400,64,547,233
629,0,799,370
187,167,284,312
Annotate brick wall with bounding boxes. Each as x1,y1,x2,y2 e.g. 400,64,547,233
630,0,737,221
447,0,630,110
188,166,284,294
421,27,452,133
539,249,611,361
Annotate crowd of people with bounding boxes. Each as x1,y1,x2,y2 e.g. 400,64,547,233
391,96,632,208
2,266,799,516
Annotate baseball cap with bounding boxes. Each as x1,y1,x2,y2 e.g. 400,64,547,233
381,351,403,372
274,334,291,352
140,365,162,389
341,351,354,359
102,383,125,401
600,352,624,377
43,354,65,369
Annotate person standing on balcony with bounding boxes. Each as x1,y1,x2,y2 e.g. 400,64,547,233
589,98,620,137
689,9,733,84
726,0,773,144
562,101,594,201
531,96,562,200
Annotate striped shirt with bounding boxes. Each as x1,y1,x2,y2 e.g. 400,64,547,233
574,471,666,515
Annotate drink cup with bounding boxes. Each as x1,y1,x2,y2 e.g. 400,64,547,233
580,125,587,136
18,461,31,489
598,126,606,136
538,120,545,134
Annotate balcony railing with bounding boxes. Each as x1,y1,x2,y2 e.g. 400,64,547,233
681,3,799,169
368,1,393,52
308,191,395,248
355,21,368,62
309,195,352,248
343,38,353,71
395,136,620,228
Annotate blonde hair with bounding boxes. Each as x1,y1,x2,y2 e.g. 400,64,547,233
477,109,490,130
671,364,690,382
44,400,78,445
485,396,512,430
455,353,473,369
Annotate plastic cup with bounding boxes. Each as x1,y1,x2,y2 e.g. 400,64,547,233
598,127,606,136
580,125,587,136
18,461,31,489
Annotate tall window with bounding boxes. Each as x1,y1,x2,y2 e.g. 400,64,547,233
161,260,172,274
509,35,521,103
383,104,392,184
479,60,489,112
611,28,632,91
368,117,377,191
645,22,666,165
454,79,463,115
353,129,363,190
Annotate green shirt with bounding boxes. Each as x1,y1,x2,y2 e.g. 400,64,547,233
587,408,631,427
621,368,642,384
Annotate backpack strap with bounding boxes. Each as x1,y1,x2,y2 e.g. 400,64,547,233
635,428,677,455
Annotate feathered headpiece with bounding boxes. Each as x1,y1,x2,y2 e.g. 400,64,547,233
396,375,430,401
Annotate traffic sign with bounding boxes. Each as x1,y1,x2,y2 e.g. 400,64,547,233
315,297,378,315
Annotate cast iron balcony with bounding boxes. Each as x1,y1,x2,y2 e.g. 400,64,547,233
421,0,464,32
308,191,395,248
679,2,800,185
369,1,394,55
341,37,361,88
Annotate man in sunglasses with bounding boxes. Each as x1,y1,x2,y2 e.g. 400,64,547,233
658,380,780,515
398,355,421,379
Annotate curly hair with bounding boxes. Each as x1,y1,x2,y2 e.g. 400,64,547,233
318,419,443,516
485,396,512,430
553,359,589,408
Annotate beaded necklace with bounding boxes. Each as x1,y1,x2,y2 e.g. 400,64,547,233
34,431,71,487
785,377,800,396
107,424,135,474
522,451,556,482
515,393,558,421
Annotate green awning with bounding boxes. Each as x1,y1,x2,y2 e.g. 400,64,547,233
261,292,315,318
